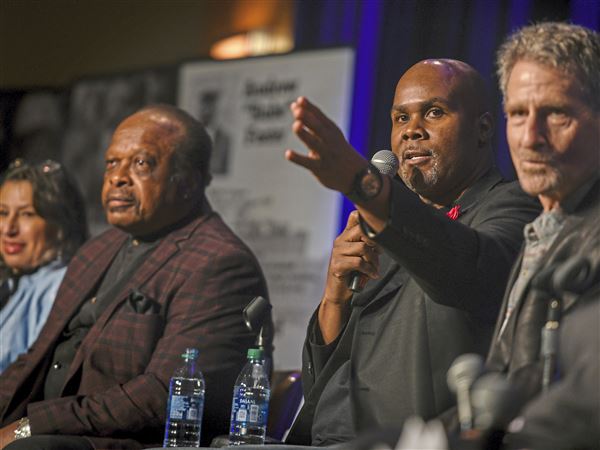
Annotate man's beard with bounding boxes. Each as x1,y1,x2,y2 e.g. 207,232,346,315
401,156,440,195
518,164,563,198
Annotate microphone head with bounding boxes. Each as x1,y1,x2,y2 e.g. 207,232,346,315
553,256,594,294
471,372,520,430
447,353,484,393
532,256,596,296
371,149,399,177
531,263,557,295
243,296,272,332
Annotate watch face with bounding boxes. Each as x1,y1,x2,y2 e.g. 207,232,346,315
347,164,383,203
360,167,382,198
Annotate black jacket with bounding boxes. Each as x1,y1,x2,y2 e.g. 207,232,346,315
287,169,541,445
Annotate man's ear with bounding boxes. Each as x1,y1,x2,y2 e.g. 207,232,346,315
170,173,198,201
477,112,494,147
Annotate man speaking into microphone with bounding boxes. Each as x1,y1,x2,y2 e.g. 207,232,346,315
284,59,540,446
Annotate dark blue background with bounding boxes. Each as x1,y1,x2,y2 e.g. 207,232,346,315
293,0,599,230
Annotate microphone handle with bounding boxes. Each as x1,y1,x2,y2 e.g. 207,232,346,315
346,150,398,294
349,271,365,292
541,298,561,391
457,386,474,432
542,353,557,393
541,325,559,391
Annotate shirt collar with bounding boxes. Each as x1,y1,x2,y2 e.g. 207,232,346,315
525,209,566,243
445,166,504,214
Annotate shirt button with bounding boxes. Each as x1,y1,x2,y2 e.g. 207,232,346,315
52,361,62,370
307,362,313,376
90,297,97,304
132,239,139,246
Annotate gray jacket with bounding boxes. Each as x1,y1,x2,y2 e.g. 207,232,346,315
486,177,600,411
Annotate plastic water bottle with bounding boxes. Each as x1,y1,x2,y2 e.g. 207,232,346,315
228,348,271,445
163,348,205,447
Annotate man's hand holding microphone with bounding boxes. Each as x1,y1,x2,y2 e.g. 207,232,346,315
286,96,400,344
318,211,381,344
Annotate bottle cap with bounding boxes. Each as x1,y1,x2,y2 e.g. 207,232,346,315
182,348,199,360
247,348,264,360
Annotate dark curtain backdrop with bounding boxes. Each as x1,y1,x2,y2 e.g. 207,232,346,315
293,0,599,227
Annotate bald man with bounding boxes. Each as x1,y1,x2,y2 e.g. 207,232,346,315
284,60,540,446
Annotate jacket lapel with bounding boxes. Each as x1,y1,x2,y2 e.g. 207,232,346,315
351,254,404,309
489,249,524,357
0,232,127,421
537,214,585,313
37,233,128,357
60,213,210,391
489,199,592,371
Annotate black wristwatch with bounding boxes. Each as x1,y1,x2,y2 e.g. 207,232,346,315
345,163,383,203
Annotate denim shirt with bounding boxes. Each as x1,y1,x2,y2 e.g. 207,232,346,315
0,260,66,373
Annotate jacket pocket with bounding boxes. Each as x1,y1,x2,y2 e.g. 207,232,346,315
88,311,165,383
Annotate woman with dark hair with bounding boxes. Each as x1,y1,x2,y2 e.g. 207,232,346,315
0,159,88,372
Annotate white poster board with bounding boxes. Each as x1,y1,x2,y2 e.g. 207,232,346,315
179,48,355,369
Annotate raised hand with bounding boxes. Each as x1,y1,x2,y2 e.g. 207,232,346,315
285,96,367,193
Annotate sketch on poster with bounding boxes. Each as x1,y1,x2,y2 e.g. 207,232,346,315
6,91,67,165
179,49,355,369
197,88,232,175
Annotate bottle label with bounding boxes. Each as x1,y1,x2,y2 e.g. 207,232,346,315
252,365,264,379
249,404,259,422
230,386,269,425
236,408,247,422
168,395,202,421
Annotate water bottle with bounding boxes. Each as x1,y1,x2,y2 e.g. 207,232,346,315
163,348,205,447
228,348,271,445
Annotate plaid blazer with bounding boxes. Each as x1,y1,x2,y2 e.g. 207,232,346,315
0,209,270,449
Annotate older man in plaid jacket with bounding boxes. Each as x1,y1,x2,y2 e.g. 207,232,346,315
0,105,270,450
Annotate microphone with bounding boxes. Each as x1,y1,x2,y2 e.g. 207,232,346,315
552,256,595,294
371,149,400,176
349,150,399,292
243,296,273,376
530,256,596,390
243,296,272,350
447,353,484,432
470,373,521,450
471,373,520,431
531,256,596,297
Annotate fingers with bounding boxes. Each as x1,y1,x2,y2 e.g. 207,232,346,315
285,149,320,172
329,252,380,280
287,96,367,193
344,210,361,231
339,218,365,242
323,209,381,302
332,210,380,280
292,119,324,151
342,211,377,247
332,237,380,279
290,96,344,146
337,240,380,267
291,97,330,129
